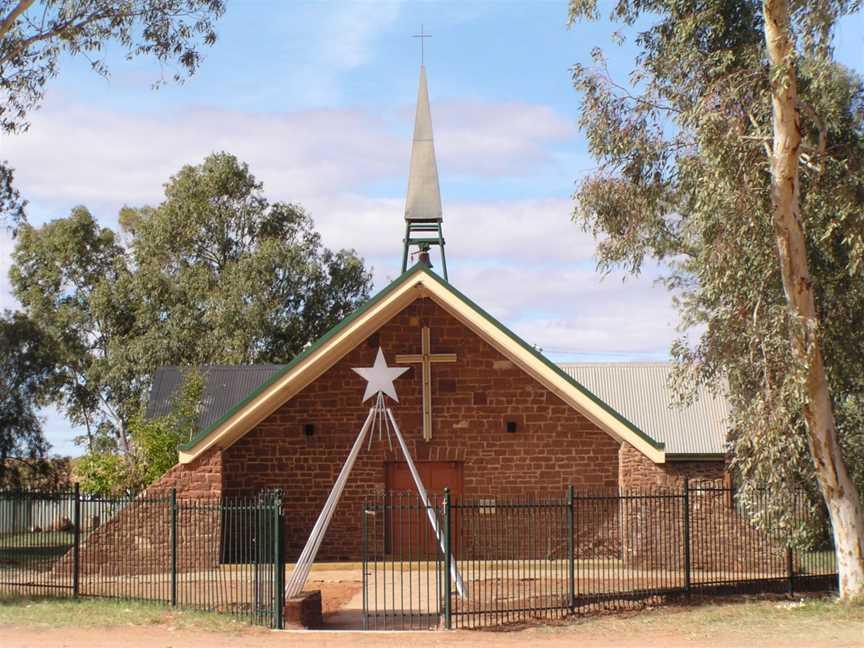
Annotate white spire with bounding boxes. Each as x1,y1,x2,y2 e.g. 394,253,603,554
404,65,442,222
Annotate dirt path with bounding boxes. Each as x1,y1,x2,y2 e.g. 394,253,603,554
4,614,863,648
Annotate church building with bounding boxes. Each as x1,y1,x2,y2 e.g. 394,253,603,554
145,66,730,562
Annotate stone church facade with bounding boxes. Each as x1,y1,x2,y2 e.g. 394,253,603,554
148,266,726,562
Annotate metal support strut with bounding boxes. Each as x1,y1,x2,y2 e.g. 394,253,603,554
402,219,448,280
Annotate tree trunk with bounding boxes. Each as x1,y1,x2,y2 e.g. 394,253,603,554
763,0,864,599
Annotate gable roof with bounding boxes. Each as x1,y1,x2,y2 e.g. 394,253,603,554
172,262,667,464
152,361,729,460
560,363,729,458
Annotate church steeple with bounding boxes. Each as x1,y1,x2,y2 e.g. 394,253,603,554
401,63,448,280
404,65,442,222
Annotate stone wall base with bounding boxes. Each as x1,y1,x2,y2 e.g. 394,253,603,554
283,590,323,629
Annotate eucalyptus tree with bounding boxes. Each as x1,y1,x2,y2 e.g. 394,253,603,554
568,0,864,597
10,207,138,452
0,310,59,483
0,0,226,227
123,152,374,369
11,154,373,461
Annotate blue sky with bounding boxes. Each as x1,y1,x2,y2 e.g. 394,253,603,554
1,1,862,455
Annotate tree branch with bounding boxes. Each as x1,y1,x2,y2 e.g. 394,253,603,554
797,98,827,158
0,0,35,41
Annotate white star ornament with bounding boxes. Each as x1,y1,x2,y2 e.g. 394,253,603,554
352,348,410,402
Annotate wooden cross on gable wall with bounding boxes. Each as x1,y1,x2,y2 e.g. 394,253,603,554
395,326,456,442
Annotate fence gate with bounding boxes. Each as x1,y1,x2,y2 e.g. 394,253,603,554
362,492,445,630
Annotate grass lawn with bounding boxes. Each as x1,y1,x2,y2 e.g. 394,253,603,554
0,596,250,633
0,597,864,645
0,532,74,569
0,531,74,547
560,595,864,640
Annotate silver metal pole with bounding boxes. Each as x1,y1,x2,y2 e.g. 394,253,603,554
285,407,376,598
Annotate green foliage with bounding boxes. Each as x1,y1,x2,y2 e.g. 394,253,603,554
130,369,203,484
567,1,864,528
76,369,203,494
124,152,373,368
0,1,226,135
0,310,59,483
75,452,135,497
0,160,25,230
0,457,71,491
10,207,137,453
10,154,373,459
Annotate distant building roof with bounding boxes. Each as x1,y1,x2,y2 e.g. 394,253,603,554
559,363,729,457
148,361,729,459
146,365,287,436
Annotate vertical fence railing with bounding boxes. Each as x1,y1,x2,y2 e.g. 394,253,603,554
170,488,177,607
362,482,839,630
567,485,575,612
443,488,452,630
0,486,286,628
271,489,284,630
0,482,841,632
682,478,691,597
72,484,80,597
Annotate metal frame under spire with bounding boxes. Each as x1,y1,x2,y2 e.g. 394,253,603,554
402,219,448,280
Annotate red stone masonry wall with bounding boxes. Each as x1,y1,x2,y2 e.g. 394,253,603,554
147,445,225,497
223,297,622,561
618,442,726,488
57,448,226,577
617,444,784,573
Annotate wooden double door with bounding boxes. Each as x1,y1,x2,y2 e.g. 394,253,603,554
384,461,462,557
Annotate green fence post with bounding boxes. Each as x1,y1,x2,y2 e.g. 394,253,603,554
682,478,691,598
567,485,575,612
72,483,80,597
786,546,795,595
443,487,452,630
170,488,178,607
253,492,262,624
272,490,284,629
362,497,368,631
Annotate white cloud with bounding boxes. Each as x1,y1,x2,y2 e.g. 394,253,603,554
304,195,594,265
4,103,401,212
4,96,577,221
444,261,679,356
435,101,577,175
318,2,402,70
0,93,681,361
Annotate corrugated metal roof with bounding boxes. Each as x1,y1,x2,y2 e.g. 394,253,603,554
146,365,287,434
559,363,729,456
148,361,729,457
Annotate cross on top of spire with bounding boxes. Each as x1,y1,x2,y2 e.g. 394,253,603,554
412,24,431,64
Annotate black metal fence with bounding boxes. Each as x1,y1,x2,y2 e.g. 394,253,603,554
0,486,285,628
362,481,838,630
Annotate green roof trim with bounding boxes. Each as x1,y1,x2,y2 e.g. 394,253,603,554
179,262,429,451
666,453,725,462
180,262,665,454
